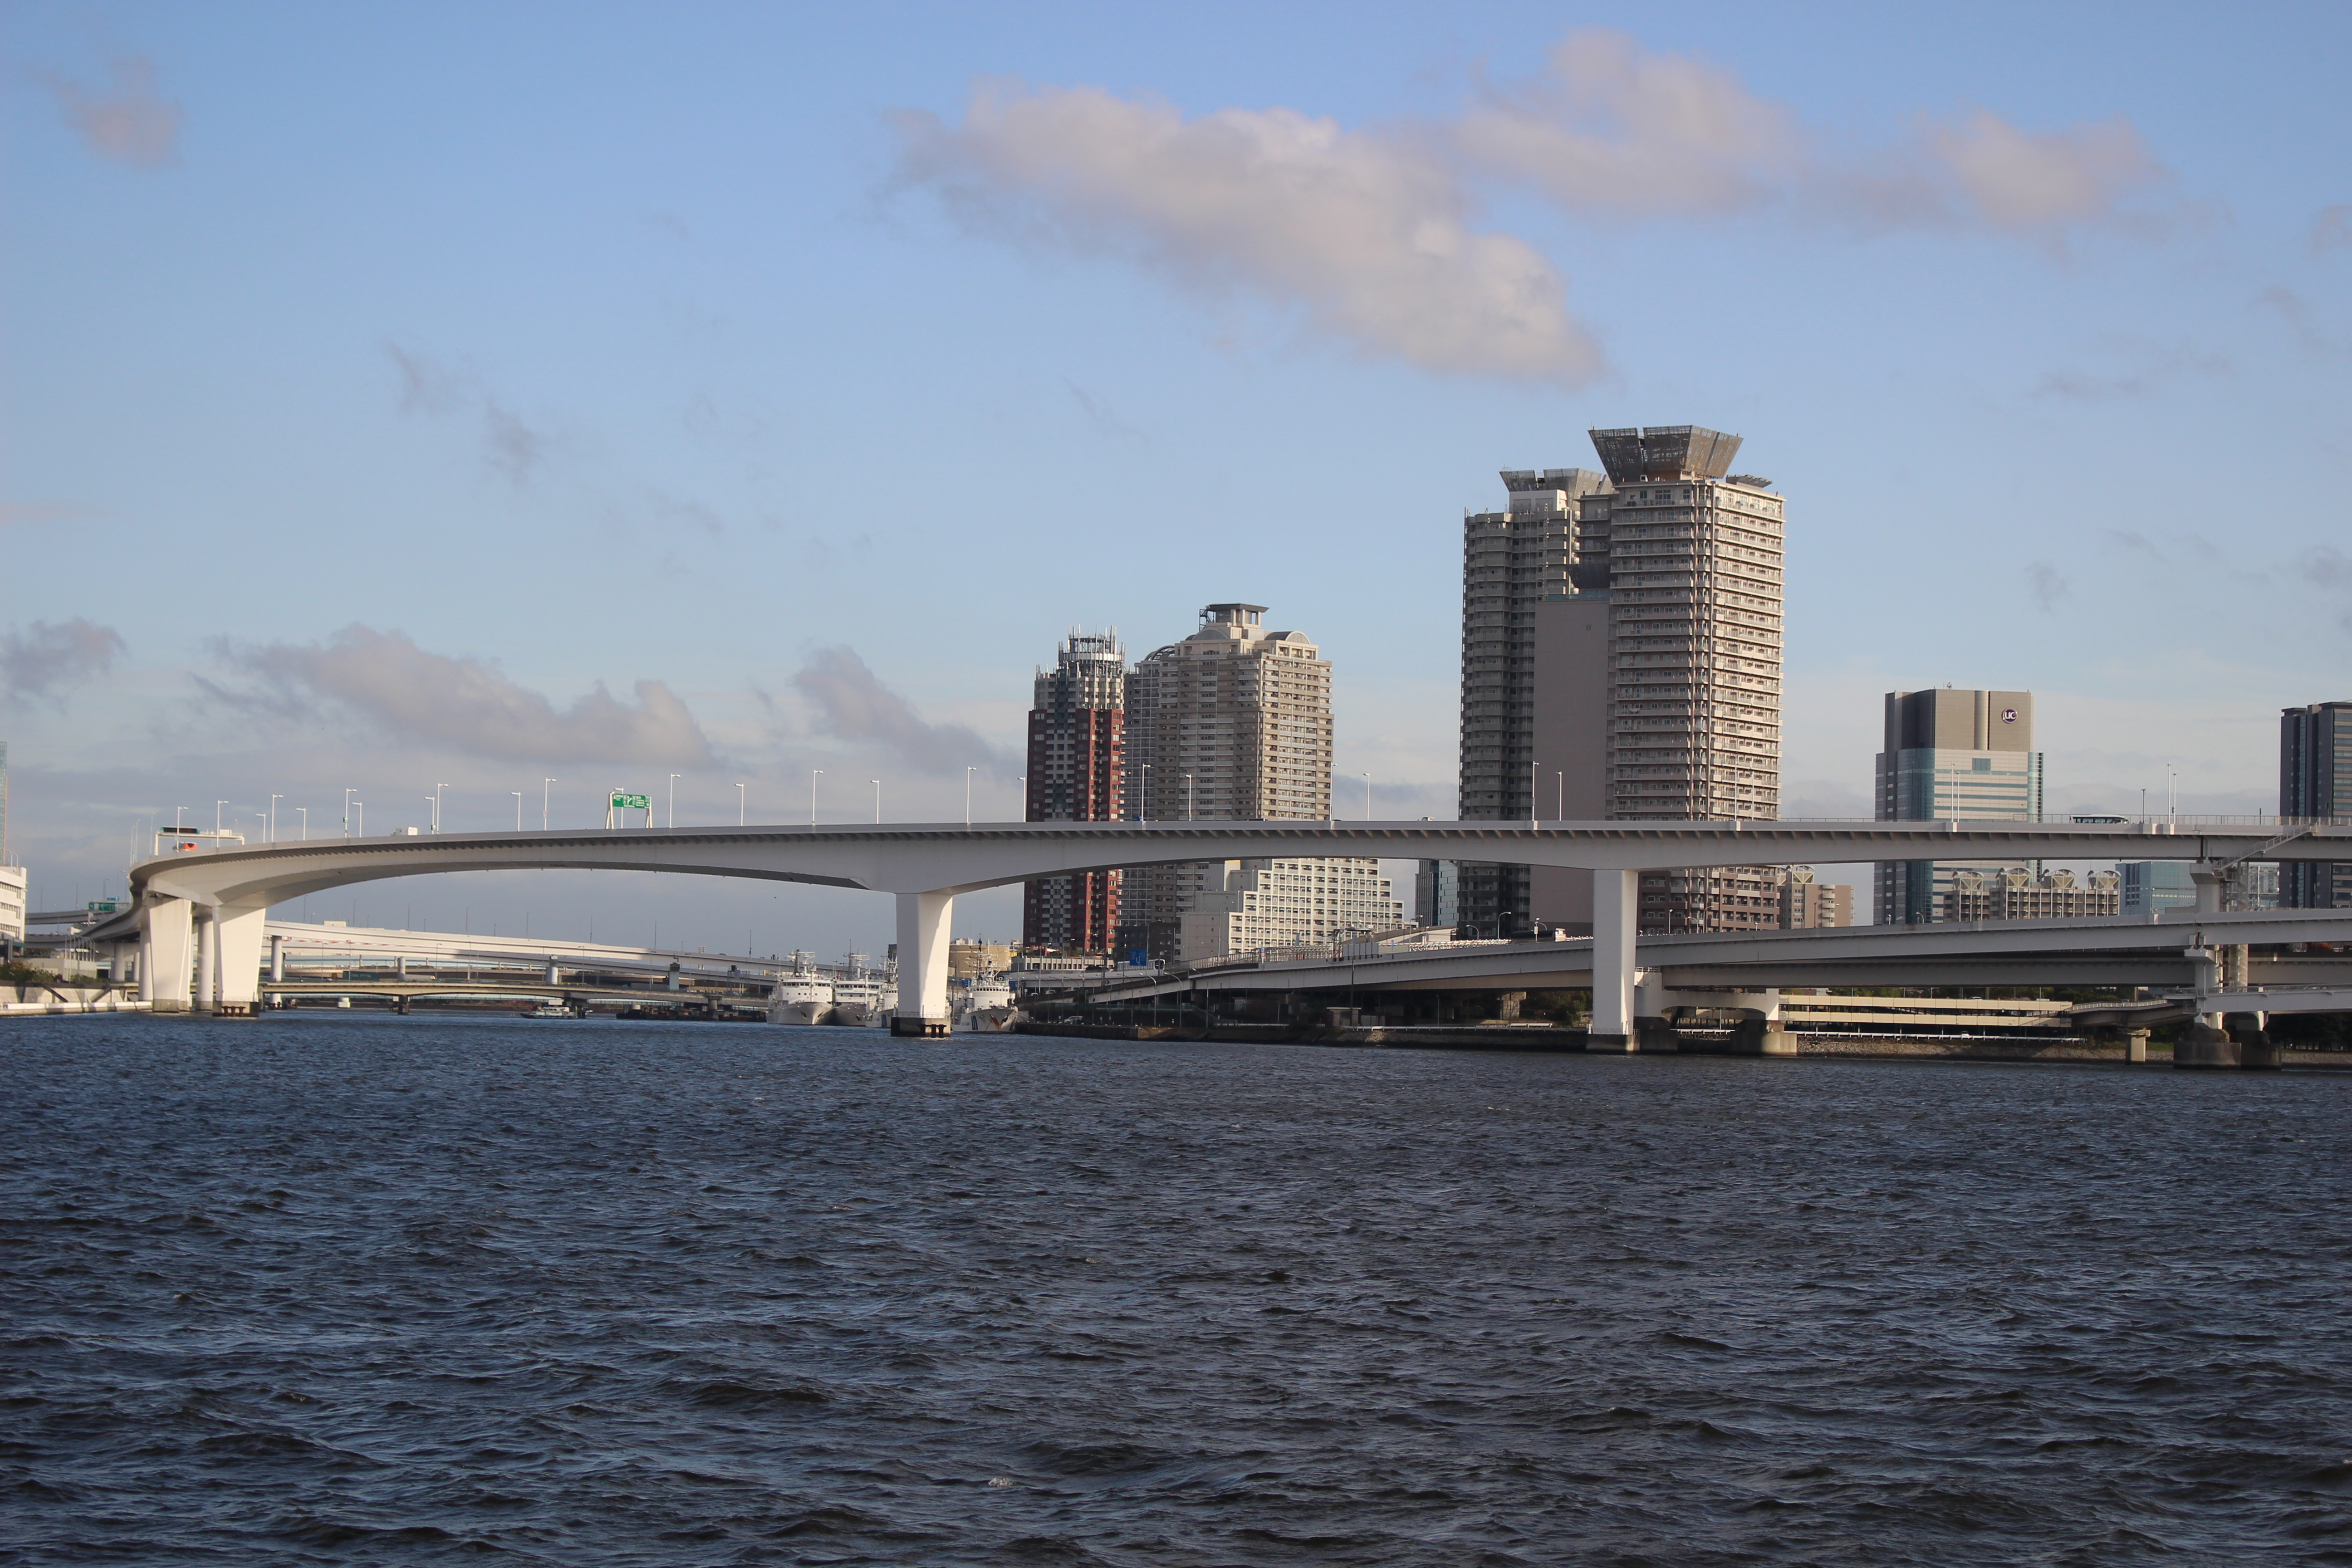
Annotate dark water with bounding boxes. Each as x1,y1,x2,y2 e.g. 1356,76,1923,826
6,1018,2352,1565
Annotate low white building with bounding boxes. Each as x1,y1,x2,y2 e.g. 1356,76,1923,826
1177,857,1403,960
0,866,25,949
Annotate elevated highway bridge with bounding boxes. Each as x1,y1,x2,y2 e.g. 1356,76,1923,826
80,815,2352,1044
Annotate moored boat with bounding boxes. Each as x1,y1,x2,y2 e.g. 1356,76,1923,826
767,950,834,1026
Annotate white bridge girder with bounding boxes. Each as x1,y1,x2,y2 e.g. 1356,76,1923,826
87,818,2352,1034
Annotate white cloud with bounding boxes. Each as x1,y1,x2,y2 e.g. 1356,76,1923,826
890,80,1600,384
385,343,560,485
2,618,126,705
36,55,183,168
2312,204,2352,258
1456,31,2173,240
1455,31,1802,215
790,646,1016,776
887,36,2181,386
201,625,714,765
1916,110,2167,236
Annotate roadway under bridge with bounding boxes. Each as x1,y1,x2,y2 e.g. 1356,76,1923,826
79,816,2352,1044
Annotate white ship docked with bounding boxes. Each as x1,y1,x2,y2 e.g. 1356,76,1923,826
767,951,834,1027
827,952,895,1028
954,973,1020,1033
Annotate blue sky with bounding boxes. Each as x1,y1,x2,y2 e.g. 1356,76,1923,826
5,1,2349,947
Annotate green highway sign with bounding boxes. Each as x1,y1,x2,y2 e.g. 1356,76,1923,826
611,793,650,810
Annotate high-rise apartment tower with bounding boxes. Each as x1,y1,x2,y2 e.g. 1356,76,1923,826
2281,701,2352,907
1120,603,1382,961
1455,467,1606,934
1469,426,1785,935
1875,689,2043,924
1021,632,1126,952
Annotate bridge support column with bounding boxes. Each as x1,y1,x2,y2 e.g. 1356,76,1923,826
2192,867,2224,914
194,908,218,1014
2230,1013,2282,1070
1588,869,1637,1051
213,903,268,1016
890,890,953,1038
141,897,193,1013
1632,971,1681,1053
2174,1019,2239,1068
2125,1028,2150,1063
269,933,284,983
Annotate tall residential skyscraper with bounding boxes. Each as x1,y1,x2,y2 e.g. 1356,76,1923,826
1874,688,2043,925
1021,631,1127,952
2280,701,2352,907
1119,603,1359,961
1456,467,1606,935
1483,426,1785,935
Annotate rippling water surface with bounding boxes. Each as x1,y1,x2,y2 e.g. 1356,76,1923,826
7,1015,2352,1564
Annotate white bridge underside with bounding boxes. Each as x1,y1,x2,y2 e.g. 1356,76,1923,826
86,818,2352,1035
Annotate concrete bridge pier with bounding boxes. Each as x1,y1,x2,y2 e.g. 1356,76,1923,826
212,903,268,1016
269,934,284,983
1632,973,1682,1052
1587,870,1639,1051
890,890,953,1038
2230,1012,2283,1070
194,908,218,1014
140,897,194,1013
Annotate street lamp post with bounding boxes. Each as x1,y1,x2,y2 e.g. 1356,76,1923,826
434,783,449,833
511,791,524,830
810,769,822,826
1182,773,1193,820
296,807,307,840
965,765,976,827
871,780,881,823
736,782,745,827
1362,772,1370,821
1140,763,1151,823
268,794,281,843
668,774,681,829
542,779,554,831
343,788,358,838
216,800,227,837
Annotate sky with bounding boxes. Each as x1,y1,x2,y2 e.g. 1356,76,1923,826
5,1,2349,950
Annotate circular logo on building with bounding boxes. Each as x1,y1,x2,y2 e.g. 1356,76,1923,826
2002,708,2019,723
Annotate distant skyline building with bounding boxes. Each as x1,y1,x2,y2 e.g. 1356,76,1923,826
1180,858,1402,958
2120,859,2279,914
1944,868,2118,921
1455,465,1603,934
1875,688,2044,925
1021,631,1127,953
2281,701,2352,907
2119,860,2198,916
1458,425,1785,936
1119,603,1357,962
1778,866,1851,929
1415,858,1459,931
